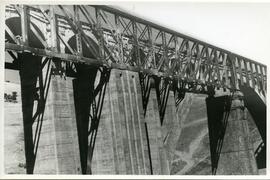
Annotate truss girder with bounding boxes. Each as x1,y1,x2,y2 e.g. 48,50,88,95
4,5,266,95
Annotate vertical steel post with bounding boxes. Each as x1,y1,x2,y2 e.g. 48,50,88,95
49,5,59,52
132,20,141,66
228,53,239,90
74,5,83,56
148,26,156,68
96,8,104,60
20,5,29,46
115,14,124,63
155,77,170,125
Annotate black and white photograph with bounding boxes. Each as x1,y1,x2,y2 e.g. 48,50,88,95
1,1,269,178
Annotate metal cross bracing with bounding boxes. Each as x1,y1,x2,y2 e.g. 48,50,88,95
4,4,267,174
139,73,186,124
5,5,266,96
73,66,110,174
206,93,232,175
18,53,53,174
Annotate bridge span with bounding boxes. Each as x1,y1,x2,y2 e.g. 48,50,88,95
4,5,266,175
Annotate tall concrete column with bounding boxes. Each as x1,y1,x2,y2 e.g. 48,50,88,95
91,69,151,174
144,89,169,174
34,75,81,174
208,91,258,175
19,54,81,174
161,91,180,174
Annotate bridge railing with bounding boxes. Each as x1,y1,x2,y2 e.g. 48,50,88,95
5,5,266,95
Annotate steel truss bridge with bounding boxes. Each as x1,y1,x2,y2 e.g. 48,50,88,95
4,5,267,174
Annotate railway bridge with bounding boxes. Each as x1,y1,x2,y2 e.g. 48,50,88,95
4,5,266,175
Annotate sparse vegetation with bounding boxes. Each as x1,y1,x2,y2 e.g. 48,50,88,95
4,91,18,103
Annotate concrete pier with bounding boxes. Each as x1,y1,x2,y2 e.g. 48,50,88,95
8,56,260,175
206,92,258,175
161,91,180,174
91,69,151,174
34,76,81,174
144,89,169,174
215,92,258,175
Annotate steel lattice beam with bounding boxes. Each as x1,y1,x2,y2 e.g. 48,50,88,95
4,4,266,96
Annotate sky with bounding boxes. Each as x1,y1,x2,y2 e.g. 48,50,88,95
114,2,270,65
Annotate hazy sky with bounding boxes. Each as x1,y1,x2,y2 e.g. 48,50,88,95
115,2,270,65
